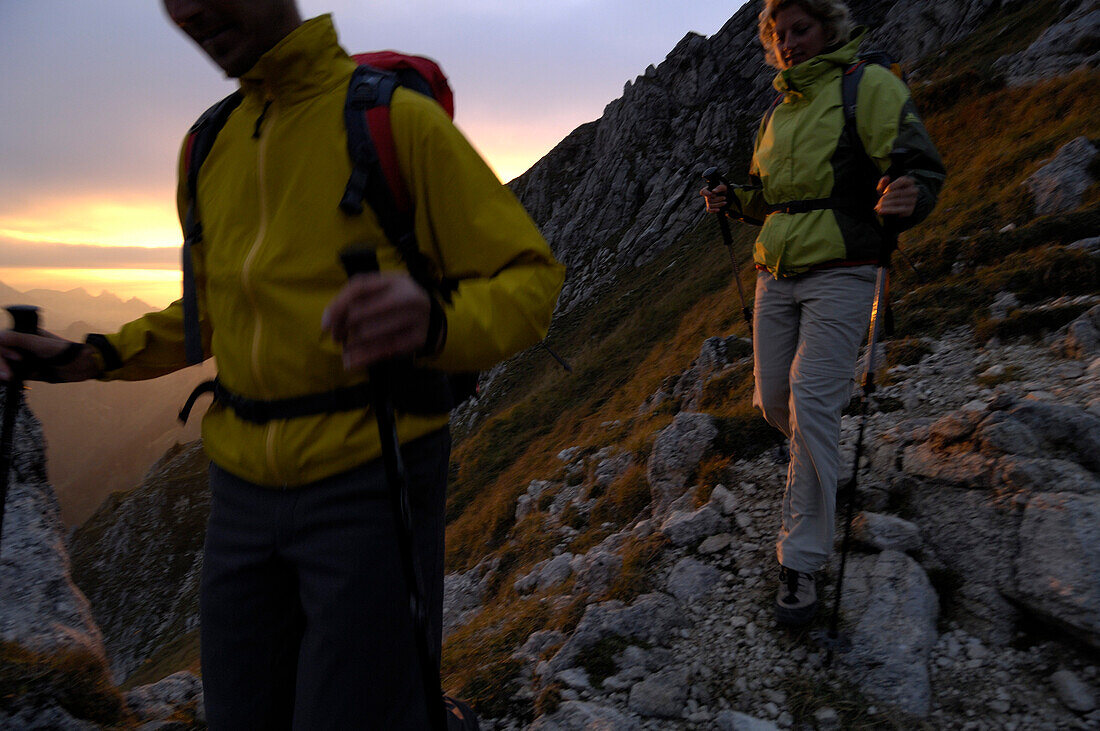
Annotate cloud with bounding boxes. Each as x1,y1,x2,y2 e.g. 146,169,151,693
0,239,178,269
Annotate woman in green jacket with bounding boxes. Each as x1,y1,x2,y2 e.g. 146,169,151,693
701,0,944,626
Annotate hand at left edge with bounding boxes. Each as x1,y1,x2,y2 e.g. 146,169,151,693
322,273,431,370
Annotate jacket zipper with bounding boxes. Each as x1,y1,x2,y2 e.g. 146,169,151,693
241,93,285,483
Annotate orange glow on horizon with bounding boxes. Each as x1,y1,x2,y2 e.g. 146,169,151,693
0,195,181,249
0,131,560,309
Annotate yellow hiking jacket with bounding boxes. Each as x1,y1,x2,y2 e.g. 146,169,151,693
97,16,564,486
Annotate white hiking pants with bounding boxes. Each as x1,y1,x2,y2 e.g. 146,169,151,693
752,266,876,574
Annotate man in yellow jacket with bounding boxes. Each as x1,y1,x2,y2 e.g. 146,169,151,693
0,0,563,726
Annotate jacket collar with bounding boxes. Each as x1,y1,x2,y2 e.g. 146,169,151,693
238,14,350,103
773,27,867,98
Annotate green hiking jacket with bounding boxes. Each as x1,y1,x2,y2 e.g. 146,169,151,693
728,31,946,276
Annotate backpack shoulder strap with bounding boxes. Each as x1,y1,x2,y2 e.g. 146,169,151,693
184,92,243,211
340,66,410,217
841,59,867,130
760,92,784,136
182,91,242,365
339,65,448,298
841,53,906,139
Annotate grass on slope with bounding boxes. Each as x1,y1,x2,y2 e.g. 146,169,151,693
895,69,1100,336
0,642,128,727
445,217,760,569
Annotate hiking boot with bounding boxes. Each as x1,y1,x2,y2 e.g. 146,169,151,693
775,566,817,627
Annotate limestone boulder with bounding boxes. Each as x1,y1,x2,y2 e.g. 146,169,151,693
666,556,722,603
1012,492,1100,650
0,400,118,727
1060,304,1100,360
841,551,940,717
995,2,1100,85
543,593,688,678
1023,136,1098,217
647,412,717,516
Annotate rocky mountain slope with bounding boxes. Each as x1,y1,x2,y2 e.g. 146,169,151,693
457,321,1100,729
0,406,203,728
2,0,1098,728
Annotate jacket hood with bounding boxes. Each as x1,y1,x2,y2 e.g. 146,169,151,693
774,27,867,96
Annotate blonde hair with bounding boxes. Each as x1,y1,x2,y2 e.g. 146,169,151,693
758,0,855,67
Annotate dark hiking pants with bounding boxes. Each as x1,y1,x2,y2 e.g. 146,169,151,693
200,428,450,730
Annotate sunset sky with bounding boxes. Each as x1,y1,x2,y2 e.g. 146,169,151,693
0,1,744,310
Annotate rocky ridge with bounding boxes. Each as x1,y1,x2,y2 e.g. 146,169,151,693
446,301,1100,729
68,441,209,682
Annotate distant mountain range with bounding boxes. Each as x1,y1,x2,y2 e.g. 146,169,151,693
0,280,157,336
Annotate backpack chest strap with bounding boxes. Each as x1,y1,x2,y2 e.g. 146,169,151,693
765,197,840,215
764,196,875,218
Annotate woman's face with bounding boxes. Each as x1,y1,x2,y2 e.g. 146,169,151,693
772,5,828,69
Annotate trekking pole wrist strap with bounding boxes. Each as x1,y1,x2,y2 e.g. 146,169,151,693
418,294,447,357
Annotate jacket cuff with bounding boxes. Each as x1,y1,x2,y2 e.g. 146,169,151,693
84,333,122,373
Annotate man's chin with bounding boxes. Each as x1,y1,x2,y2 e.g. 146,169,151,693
211,53,255,79
196,39,255,79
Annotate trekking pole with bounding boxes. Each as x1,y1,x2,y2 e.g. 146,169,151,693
539,341,572,373
819,154,909,666
339,248,448,731
702,166,753,337
0,305,39,564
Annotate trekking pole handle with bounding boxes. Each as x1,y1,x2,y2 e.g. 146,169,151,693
702,166,727,197
338,246,393,392
6,305,39,335
339,247,380,278
703,167,754,196
702,167,733,240
879,148,912,241
702,166,741,247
